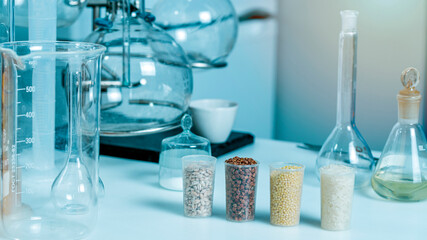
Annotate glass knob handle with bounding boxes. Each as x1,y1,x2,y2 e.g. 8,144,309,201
401,67,420,90
181,114,192,131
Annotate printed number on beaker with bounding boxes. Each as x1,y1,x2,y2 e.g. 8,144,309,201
19,162,34,170
25,86,35,92
17,112,35,118
17,188,34,195
25,112,35,118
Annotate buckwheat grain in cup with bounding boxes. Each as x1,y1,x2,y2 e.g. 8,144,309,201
225,157,259,222
269,163,305,226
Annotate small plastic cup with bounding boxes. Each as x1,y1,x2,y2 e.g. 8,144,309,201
225,161,259,222
320,164,355,231
269,162,305,226
182,155,217,217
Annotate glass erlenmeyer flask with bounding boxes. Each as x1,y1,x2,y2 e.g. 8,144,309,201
372,67,427,201
85,0,193,136
315,10,375,189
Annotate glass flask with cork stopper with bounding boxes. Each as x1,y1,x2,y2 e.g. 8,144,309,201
372,67,427,201
159,114,211,191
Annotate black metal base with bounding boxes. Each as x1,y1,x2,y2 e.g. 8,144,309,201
100,130,255,163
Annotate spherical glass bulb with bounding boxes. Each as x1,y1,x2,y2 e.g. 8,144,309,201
152,0,238,68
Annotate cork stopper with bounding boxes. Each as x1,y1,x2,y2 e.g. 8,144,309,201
397,67,421,124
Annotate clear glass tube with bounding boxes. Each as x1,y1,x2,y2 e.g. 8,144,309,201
121,0,131,87
0,0,14,43
336,11,357,126
315,10,375,189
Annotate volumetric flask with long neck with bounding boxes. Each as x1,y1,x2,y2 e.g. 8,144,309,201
0,41,105,240
315,10,375,189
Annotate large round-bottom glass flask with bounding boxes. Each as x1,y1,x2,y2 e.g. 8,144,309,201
152,0,238,68
85,0,193,136
0,42,104,240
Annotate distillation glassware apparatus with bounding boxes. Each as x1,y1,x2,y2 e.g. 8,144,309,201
0,41,105,240
372,67,427,201
315,10,375,189
86,0,193,136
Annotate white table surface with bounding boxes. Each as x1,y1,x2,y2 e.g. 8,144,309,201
89,138,427,240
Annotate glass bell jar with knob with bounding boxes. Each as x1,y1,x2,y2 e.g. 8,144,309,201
372,67,427,202
159,114,211,191
315,10,375,189
85,0,193,136
152,0,238,68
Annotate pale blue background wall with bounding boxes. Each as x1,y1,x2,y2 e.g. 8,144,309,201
275,0,427,151
16,0,427,151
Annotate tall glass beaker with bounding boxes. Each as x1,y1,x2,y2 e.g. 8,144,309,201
315,10,375,189
0,42,105,240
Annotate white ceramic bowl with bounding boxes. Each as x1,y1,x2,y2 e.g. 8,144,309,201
190,99,238,144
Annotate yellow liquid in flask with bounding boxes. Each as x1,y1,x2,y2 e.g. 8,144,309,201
372,171,427,201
